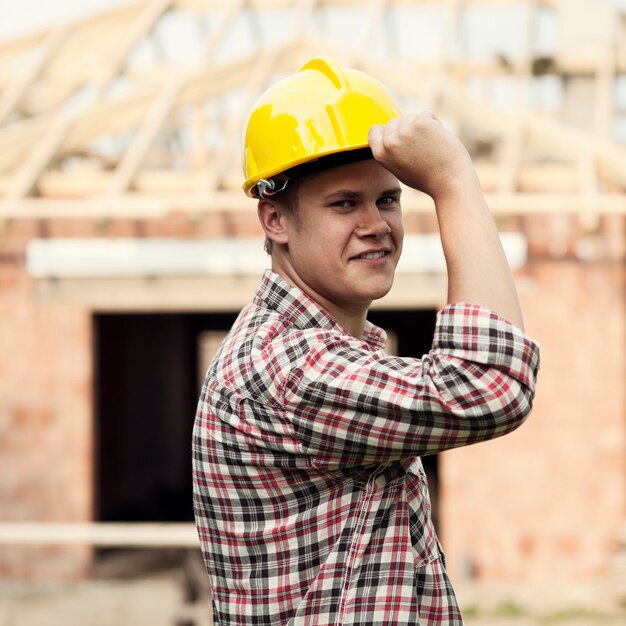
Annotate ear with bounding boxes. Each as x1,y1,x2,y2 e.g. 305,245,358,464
257,200,290,246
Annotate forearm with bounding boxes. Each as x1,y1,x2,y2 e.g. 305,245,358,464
368,112,526,330
434,168,525,330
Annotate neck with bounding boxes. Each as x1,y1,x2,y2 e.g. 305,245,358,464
270,259,369,339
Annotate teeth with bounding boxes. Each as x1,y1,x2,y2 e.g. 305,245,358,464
359,251,386,260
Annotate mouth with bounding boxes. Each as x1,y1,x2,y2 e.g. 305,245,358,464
351,249,390,261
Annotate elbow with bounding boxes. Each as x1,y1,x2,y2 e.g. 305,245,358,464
431,355,540,442
474,376,536,437
502,381,535,431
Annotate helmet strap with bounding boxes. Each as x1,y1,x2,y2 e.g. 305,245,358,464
256,176,289,199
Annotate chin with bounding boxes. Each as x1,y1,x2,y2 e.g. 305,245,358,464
360,283,394,303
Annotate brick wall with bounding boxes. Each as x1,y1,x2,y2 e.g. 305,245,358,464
441,259,626,584
0,222,94,579
1,214,625,583
0,213,260,580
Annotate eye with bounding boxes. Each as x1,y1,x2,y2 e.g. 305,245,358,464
378,195,398,207
332,200,354,209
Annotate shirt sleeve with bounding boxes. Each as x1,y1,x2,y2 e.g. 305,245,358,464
280,302,540,467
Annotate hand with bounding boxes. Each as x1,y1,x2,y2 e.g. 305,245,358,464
368,112,475,200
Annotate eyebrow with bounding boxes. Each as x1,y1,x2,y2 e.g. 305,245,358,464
323,187,402,203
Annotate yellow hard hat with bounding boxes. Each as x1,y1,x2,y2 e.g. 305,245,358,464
242,56,401,197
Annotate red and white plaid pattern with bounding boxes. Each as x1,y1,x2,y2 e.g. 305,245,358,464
193,270,540,625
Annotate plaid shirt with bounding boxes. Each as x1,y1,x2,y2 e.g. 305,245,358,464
193,270,540,625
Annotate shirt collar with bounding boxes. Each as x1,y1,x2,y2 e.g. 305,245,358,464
253,270,387,351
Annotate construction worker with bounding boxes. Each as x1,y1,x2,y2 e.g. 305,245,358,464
193,57,540,625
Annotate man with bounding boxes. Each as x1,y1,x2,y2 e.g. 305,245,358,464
193,57,539,625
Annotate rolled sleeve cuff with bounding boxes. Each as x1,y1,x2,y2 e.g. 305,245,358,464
433,302,540,390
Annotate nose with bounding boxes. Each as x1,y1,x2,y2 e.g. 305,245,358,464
355,204,391,238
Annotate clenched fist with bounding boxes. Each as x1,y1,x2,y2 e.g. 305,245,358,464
368,112,476,201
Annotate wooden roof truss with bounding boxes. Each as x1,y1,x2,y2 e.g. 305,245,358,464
0,0,625,220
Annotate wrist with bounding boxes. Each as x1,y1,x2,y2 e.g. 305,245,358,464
431,164,482,206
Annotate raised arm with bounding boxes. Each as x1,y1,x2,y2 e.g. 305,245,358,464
369,113,524,330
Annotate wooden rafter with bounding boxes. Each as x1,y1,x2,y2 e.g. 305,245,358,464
0,0,623,219
203,0,319,191
107,0,249,194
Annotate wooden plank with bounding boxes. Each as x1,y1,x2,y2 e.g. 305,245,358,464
91,0,174,98
200,0,248,60
0,53,257,179
0,1,148,75
3,1,175,198
555,0,613,66
107,0,248,194
0,25,71,126
107,79,184,194
359,0,388,51
175,0,556,9
0,161,587,197
1,191,625,220
202,50,280,189
0,113,54,174
0,522,199,547
30,273,447,312
594,36,616,139
5,114,74,199
2,45,625,172
427,0,464,109
14,14,152,116
202,36,309,190
577,149,601,231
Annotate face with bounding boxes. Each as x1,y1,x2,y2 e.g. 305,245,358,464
274,159,404,325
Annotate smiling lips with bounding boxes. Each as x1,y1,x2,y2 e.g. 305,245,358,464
352,250,389,261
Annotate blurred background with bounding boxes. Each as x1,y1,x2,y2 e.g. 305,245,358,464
0,0,625,624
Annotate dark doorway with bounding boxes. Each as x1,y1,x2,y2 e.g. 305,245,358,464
94,312,237,522
94,308,439,528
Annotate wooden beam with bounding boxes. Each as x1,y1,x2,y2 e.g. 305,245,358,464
0,161,589,197
200,0,249,60
0,113,53,174
107,0,248,194
107,79,183,194
1,191,625,220
70,57,256,154
359,0,388,51
175,0,556,10
11,13,155,117
91,0,174,98
0,1,148,77
424,0,465,111
498,125,524,193
0,522,199,548
0,25,71,126
202,1,315,192
376,61,626,188
595,32,617,139
0,53,259,176
2,1,175,198
31,272,447,311
5,114,74,199
577,149,601,231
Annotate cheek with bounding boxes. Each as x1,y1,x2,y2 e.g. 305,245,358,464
303,218,351,247
392,215,405,241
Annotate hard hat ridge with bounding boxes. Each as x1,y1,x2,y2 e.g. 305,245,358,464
242,56,401,197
